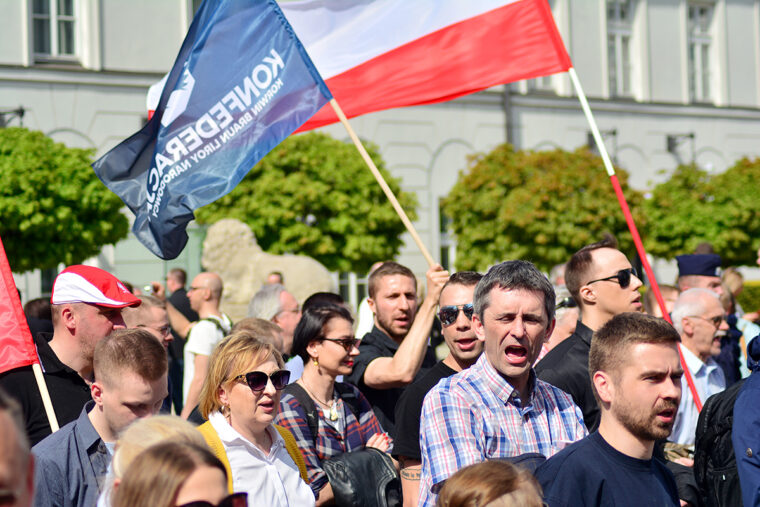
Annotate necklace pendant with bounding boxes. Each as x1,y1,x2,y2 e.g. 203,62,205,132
329,405,339,421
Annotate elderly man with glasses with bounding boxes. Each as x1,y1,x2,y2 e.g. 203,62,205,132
536,237,643,432
669,288,728,445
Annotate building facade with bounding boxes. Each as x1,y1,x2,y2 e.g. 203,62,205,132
3,0,760,306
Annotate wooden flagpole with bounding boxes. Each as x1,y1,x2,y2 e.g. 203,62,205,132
32,363,59,432
329,99,436,268
567,67,702,410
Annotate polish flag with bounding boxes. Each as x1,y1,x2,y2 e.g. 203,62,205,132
0,235,38,374
148,0,569,129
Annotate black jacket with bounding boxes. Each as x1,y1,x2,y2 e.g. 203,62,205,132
535,321,599,432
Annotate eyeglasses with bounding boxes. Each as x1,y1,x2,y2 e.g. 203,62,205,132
586,268,638,289
322,337,360,352
689,315,724,328
233,370,290,392
138,324,172,337
438,303,474,327
555,297,577,310
179,492,248,507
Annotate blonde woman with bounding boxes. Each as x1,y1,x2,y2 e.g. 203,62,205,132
197,332,314,506
112,441,246,507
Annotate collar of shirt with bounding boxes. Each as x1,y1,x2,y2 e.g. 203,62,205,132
34,332,80,376
477,355,540,413
209,411,284,460
365,325,400,353
679,343,717,378
77,401,106,453
573,321,594,346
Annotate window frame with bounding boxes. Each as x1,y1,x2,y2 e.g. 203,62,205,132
687,1,715,103
606,0,635,97
32,0,79,62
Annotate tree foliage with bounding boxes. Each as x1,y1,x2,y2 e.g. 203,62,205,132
195,132,417,273
0,127,129,273
643,159,760,266
443,145,645,272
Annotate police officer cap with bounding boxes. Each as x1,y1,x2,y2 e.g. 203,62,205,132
676,254,722,277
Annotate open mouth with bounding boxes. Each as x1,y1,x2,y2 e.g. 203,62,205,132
656,408,676,423
342,360,354,367
258,399,275,412
504,345,528,365
456,337,478,352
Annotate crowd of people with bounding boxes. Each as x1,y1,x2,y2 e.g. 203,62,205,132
1,238,759,507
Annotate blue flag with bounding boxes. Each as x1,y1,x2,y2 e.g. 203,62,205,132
93,0,332,259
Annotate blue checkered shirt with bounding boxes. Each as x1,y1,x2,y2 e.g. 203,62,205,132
418,354,587,506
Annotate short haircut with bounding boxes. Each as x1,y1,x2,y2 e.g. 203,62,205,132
473,260,555,324
302,292,345,312
435,460,543,507
292,305,354,363
248,283,285,321
588,312,680,401
24,297,52,320
230,317,282,341
268,271,284,283
565,236,618,305
642,284,679,316
442,271,483,293
94,328,168,387
122,295,166,328
670,288,721,334
112,442,225,507
167,268,187,286
198,331,284,419
368,261,416,299
112,415,206,479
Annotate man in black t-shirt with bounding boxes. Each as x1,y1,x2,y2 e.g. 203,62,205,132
346,261,448,434
394,271,483,507
536,313,682,506
165,268,198,414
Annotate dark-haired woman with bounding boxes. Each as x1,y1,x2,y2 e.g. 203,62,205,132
275,305,390,506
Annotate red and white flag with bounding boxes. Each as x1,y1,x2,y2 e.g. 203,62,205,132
149,0,570,129
0,235,38,374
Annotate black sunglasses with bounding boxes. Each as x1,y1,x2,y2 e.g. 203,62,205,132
233,370,290,392
438,303,474,327
322,337,360,352
179,492,248,507
586,267,638,289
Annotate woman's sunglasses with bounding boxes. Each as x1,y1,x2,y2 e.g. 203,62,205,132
438,303,474,327
322,337,360,352
233,370,290,392
179,492,248,507
586,267,638,289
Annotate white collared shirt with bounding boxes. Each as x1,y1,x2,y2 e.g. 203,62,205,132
208,412,315,506
670,345,726,445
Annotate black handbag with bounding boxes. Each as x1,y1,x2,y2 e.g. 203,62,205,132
323,447,401,507
282,383,402,506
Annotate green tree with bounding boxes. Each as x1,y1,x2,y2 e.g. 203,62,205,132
644,159,760,266
443,145,645,272
0,127,129,272
196,132,417,273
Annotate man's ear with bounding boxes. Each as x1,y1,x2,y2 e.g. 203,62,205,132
681,317,694,337
367,297,376,315
60,305,77,332
592,370,614,405
579,284,596,305
545,318,556,343
91,381,105,407
472,313,486,342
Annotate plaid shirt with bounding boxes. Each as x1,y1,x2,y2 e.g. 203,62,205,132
418,354,587,507
275,382,385,495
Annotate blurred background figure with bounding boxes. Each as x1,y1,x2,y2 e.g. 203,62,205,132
23,296,53,337
537,285,579,363
643,284,680,319
267,271,284,285
0,388,34,507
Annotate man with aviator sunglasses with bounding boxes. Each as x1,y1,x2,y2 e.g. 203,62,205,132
394,271,483,507
537,237,643,432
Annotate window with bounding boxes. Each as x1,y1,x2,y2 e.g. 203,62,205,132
607,0,634,97
338,272,368,312
687,2,714,102
527,76,554,93
32,0,77,60
439,200,455,272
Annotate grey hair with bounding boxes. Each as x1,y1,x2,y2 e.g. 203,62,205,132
247,283,285,320
554,285,577,322
670,288,720,334
473,260,555,324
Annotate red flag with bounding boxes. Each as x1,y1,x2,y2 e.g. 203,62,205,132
149,0,570,128
0,235,38,374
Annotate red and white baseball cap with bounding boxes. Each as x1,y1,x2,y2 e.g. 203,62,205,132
51,265,141,308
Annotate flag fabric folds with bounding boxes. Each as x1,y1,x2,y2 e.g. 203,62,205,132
0,235,38,374
94,0,332,259
280,0,569,130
